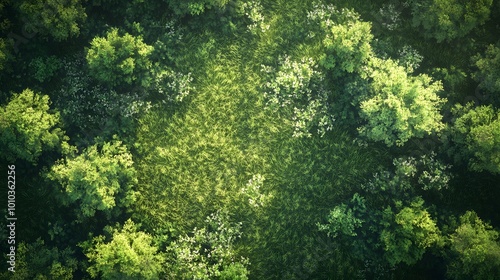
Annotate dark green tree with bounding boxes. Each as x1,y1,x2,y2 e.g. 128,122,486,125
411,0,493,42
472,42,500,94
0,238,77,280
18,0,87,41
447,211,500,280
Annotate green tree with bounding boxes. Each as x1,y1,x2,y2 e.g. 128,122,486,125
86,28,154,88
48,139,138,221
380,198,441,266
0,238,77,280
306,3,373,78
450,103,500,173
166,211,249,279
447,211,500,280
472,42,500,94
83,219,165,280
261,55,334,138
319,155,448,268
358,58,446,146
411,0,493,42
18,0,87,41
165,0,229,15
0,89,65,163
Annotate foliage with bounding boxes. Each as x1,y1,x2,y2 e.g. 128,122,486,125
29,55,62,83
450,103,500,173
165,0,229,15
56,54,146,138
261,55,334,138
306,3,373,78
18,0,87,41
48,139,138,221
166,211,249,279
379,198,441,266
410,0,493,42
86,28,154,88
150,69,194,103
0,89,65,163
472,42,500,93
240,1,270,35
83,219,165,280
1,238,77,280
447,211,500,280
319,154,449,269
358,57,446,146
0,38,11,72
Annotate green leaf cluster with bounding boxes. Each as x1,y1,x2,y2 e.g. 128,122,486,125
411,0,493,42
86,28,154,88
359,58,446,146
451,103,500,173
18,0,87,41
48,139,138,221
0,89,64,163
83,219,165,280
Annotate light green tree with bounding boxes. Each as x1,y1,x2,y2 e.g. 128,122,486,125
306,3,373,78
86,28,154,88
0,89,65,163
358,58,446,146
18,0,87,41
83,219,165,280
411,0,493,42
451,103,500,173
380,199,441,266
447,211,500,280
48,139,138,220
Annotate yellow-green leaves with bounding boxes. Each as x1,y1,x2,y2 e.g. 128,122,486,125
86,28,154,88
48,140,137,221
0,89,64,163
451,104,500,173
381,198,441,266
84,219,165,280
359,58,445,146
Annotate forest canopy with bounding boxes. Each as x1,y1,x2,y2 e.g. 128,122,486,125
1,0,500,279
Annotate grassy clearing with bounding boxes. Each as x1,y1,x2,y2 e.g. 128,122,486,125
132,4,387,277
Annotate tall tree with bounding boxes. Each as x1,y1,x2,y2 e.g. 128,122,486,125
0,89,65,164
82,219,165,280
48,139,138,221
472,42,500,94
358,58,446,147
86,28,154,88
447,211,500,280
165,0,229,15
410,0,493,42
450,103,500,173
18,0,87,41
